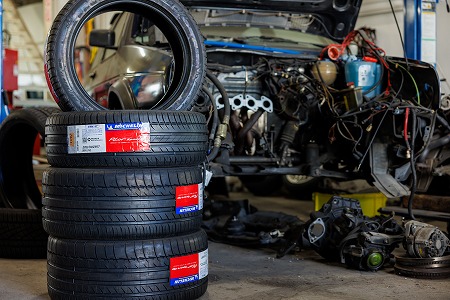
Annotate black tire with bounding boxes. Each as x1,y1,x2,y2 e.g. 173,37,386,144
45,0,205,112
42,166,204,239
45,110,208,168
282,175,320,199
47,230,208,300
0,209,48,259
0,107,60,208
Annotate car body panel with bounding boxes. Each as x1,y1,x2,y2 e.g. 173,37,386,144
181,0,362,40
84,13,173,109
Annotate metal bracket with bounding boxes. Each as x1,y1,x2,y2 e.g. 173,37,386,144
370,143,411,198
216,94,273,113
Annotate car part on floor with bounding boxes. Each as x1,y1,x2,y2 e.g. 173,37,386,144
45,0,205,112
47,230,208,299
404,220,450,258
0,106,60,208
340,231,403,271
304,196,366,260
202,198,305,257
42,166,204,239
0,209,48,259
45,110,208,168
394,255,450,279
303,195,404,270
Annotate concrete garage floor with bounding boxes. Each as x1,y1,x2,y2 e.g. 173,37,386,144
0,191,449,300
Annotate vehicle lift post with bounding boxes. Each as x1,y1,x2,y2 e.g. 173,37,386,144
0,0,9,124
404,0,438,63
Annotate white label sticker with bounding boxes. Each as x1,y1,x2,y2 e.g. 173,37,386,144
358,64,372,86
67,124,106,154
198,249,208,280
198,183,204,210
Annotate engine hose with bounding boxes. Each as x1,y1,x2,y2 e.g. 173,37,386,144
206,70,231,162
418,133,450,163
436,113,450,131
206,70,230,125
235,109,264,155
202,86,218,143
207,146,220,162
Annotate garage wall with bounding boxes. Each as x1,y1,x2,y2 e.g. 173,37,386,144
356,0,405,58
357,0,450,95
436,1,450,94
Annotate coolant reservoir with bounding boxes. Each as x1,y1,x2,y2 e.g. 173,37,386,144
311,60,337,85
345,59,381,98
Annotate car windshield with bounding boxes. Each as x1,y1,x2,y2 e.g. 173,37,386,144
198,26,333,51
188,8,334,53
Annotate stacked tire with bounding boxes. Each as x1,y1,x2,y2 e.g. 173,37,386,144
0,107,60,259
42,110,209,299
44,0,208,296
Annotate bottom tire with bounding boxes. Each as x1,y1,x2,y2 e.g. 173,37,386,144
0,209,48,258
47,230,209,300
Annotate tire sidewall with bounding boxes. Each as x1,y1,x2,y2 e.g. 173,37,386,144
0,108,59,208
45,0,205,112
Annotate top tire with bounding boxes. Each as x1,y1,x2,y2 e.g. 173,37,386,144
45,0,205,112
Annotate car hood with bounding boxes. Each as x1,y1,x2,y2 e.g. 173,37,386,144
180,0,362,41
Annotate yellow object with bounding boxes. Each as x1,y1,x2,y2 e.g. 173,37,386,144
312,192,387,217
311,61,338,85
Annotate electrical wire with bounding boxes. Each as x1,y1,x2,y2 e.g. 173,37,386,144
357,107,390,171
388,0,410,68
404,107,411,154
395,63,421,105
407,108,417,220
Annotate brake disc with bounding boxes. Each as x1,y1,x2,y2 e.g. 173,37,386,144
394,255,450,278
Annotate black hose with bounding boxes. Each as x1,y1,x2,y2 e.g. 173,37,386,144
205,70,231,162
425,133,450,150
436,113,450,131
418,133,450,162
206,70,230,122
207,146,220,162
202,86,218,143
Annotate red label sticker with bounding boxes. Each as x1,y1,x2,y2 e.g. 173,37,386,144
170,253,199,286
105,123,150,153
175,184,200,214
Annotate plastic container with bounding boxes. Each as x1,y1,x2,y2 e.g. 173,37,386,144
345,60,381,98
313,192,387,217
